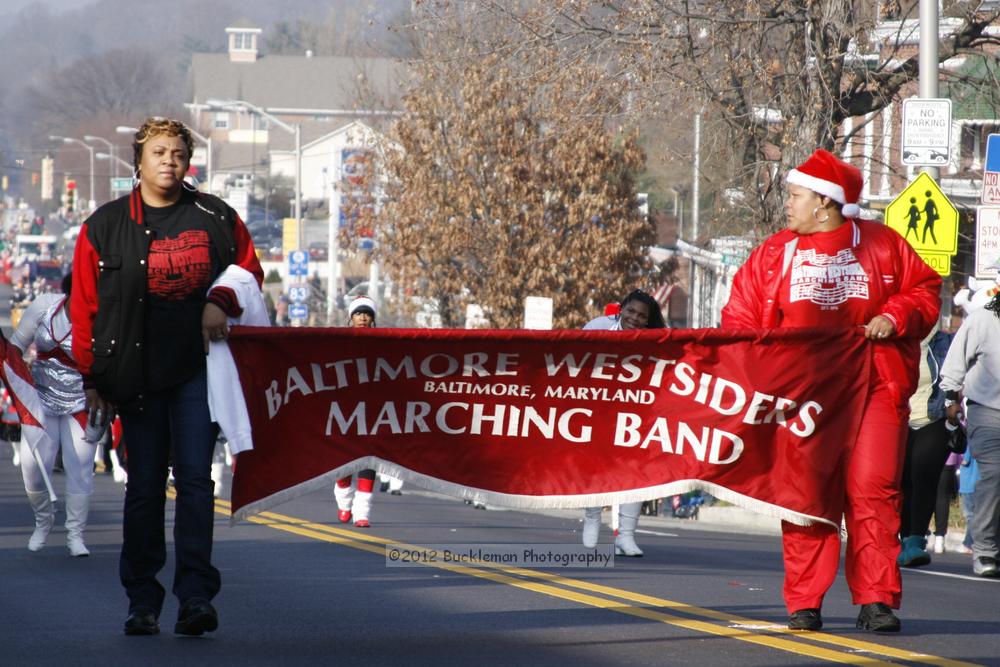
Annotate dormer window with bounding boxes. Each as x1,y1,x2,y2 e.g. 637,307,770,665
226,23,262,63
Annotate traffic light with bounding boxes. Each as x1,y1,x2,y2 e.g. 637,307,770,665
66,179,77,212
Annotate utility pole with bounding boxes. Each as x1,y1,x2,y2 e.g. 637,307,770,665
692,111,702,243
919,0,939,181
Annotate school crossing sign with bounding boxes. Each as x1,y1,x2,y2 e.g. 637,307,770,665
884,172,958,276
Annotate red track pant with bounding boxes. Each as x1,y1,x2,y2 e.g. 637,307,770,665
782,383,908,613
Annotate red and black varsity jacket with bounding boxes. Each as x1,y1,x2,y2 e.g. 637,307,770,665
70,188,263,407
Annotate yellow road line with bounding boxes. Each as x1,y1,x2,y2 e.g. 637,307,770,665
233,509,890,665
240,505,979,666
211,499,918,665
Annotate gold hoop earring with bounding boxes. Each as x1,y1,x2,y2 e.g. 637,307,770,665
812,205,829,223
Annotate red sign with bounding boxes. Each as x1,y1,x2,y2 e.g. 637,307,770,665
228,327,871,526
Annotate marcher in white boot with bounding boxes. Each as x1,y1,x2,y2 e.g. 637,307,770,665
27,490,54,551
582,507,602,548
579,290,667,556
331,299,381,529
11,276,103,557
614,502,644,557
65,493,91,557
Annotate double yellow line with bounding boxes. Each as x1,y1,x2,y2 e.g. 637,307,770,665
211,498,977,666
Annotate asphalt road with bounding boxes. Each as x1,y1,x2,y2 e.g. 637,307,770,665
2,455,999,667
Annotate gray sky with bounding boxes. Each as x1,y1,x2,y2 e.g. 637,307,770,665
1,0,94,16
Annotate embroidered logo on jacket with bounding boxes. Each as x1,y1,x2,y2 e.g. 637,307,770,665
789,248,870,308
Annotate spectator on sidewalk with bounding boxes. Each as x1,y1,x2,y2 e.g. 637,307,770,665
898,326,954,567
939,291,1000,578
931,452,961,554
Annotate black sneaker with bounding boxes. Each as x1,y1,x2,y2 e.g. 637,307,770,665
856,603,900,633
124,607,160,636
973,556,999,577
174,598,218,636
788,608,822,630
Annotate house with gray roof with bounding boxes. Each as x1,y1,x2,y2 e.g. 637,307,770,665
186,20,403,199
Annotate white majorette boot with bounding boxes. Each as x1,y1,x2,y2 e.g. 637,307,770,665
388,476,403,495
334,479,354,523
614,502,644,557
933,535,945,554
27,490,55,552
65,493,91,557
353,488,373,528
582,507,602,548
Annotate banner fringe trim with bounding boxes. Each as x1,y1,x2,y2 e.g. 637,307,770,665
230,457,835,528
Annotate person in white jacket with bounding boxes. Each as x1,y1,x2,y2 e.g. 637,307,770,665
580,290,667,557
12,274,99,556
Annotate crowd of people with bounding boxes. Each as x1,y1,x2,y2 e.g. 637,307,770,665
4,120,1000,642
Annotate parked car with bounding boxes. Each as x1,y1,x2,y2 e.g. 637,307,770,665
308,241,328,261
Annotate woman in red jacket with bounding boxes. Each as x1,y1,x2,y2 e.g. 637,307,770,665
722,149,940,633
71,118,262,637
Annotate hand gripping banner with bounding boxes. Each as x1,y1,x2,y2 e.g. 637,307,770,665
225,326,871,526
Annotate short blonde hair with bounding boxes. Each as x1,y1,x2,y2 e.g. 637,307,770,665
131,117,195,171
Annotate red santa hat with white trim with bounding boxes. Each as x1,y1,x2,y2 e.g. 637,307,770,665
786,149,863,219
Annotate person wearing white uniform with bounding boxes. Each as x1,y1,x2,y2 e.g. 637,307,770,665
12,274,98,556
333,296,380,527
580,290,667,556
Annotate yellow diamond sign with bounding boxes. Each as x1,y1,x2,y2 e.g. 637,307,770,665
885,172,958,275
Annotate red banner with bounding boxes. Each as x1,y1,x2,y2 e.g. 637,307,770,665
228,327,871,526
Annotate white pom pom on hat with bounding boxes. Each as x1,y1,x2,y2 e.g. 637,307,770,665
786,148,863,219
348,295,377,318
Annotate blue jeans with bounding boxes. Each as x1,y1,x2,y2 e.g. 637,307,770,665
119,368,221,613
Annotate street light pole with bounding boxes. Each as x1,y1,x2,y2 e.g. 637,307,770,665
96,152,132,171
295,123,302,249
84,135,117,203
918,0,939,182
50,135,95,211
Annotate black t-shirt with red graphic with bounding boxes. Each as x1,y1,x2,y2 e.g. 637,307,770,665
143,191,221,391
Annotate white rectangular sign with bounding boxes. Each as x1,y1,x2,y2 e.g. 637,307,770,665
975,207,1000,279
902,98,952,166
523,296,553,330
